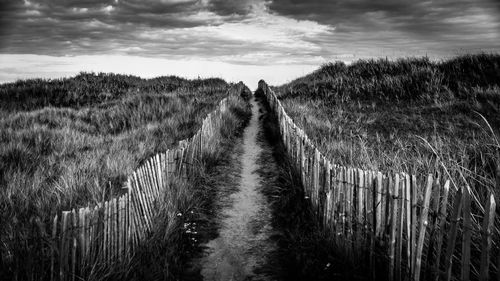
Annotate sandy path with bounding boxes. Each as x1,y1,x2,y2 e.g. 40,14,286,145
198,96,276,281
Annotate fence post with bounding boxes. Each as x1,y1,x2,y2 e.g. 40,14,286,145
395,174,404,281
388,173,398,281
71,209,77,281
413,174,433,281
433,180,450,281
479,193,496,281
461,186,472,281
50,214,58,281
444,187,463,281
410,174,418,279
60,211,69,281
375,172,383,238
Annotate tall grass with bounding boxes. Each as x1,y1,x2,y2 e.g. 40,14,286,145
256,93,370,280
273,53,500,279
274,53,500,196
0,73,242,279
125,93,252,280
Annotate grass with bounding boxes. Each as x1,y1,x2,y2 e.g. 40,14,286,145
273,53,500,201
0,73,248,280
123,90,252,281
271,53,500,280
255,93,370,281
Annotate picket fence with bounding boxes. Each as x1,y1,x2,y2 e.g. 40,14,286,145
49,84,246,281
257,80,499,281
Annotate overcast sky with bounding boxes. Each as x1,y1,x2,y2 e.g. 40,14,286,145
1,0,499,88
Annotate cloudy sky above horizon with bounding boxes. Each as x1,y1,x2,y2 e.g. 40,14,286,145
1,0,499,87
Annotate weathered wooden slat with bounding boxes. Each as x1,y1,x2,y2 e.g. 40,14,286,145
79,207,86,267
383,175,391,241
389,173,398,281
444,187,463,281
479,193,496,281
324,160,331,228
346,167,353,245
60,211,70,281
425,174,442,280
375,172,383,238
71,209,77,281
357,169,365,229
461,186,472,281
433,180,450,281
395,174,404,281
403,173,411,279
84,207,91,269
413,174,433,281
50,214,58,281
410,174,418,279
370,170,377,280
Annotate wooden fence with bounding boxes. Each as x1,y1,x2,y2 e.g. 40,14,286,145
257,80,499,281
49,85,246,281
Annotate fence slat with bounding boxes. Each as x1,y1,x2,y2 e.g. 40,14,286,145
444,187,463,281
479,193,496,281
375,172,383,238
461,186,472,281
433,180,450,281
388,174,398,281
413,174,433,281
50,214,58,281
71,209,77,281
395,174,404,281
404,173,411,280
410,174,418,279
60,211,69,281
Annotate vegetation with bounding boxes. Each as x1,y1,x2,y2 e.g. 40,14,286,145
273,53,500,201
271,54,500,280
256,94,370,280
0,72,246,279
122,91,252,281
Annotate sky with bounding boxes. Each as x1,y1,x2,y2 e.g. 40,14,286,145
0,0,499,88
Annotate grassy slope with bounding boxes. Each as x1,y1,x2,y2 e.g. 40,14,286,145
0,73,236,277
272,54,500,279
122,91,252,281
256,92,370,281
274,54,500,199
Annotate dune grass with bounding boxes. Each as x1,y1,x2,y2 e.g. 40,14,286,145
0,73,244,279
272,53,500,280
273,53,500,201
255,93,370,281
102,92,252,281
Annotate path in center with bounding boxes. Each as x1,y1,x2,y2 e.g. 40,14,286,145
199,96,276,281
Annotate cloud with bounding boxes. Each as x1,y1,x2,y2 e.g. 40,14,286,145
268,0,500,56
0,0,336,65
0,0,499,82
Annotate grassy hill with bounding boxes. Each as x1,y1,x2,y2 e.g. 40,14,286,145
0,73,243,278
273,53,500,202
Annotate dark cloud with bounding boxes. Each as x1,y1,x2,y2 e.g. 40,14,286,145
208,0,254,16
269,0,500,37
0,0,498,65
267,0,500,59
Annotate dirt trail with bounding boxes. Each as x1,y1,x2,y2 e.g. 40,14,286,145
198,96,276,281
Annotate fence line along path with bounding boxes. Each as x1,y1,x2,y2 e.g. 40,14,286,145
257,80,498,281
50,83,248,281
